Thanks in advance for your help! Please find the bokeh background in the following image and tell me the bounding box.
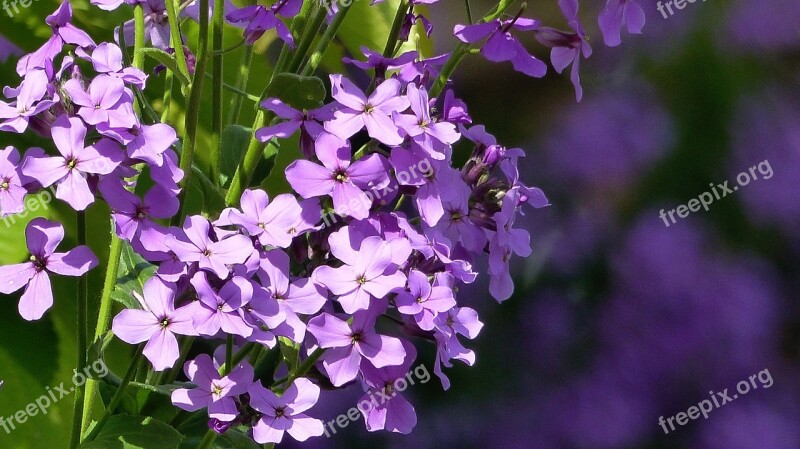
[1,0,799,447]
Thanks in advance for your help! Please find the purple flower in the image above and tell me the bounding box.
[185,273,255,337]
[16,2,95,74]
[0,146,28,217]
[257,249,327,340]
[359,341,418,434]
[433,307,483,390]
[64,75,136,129]
[343,47,418,81]
[84,42,148,88]
[285,133,390,220]
[22,116,123,211]
[220,189,303,249]
[324,75,410,146]
[248,377,324,444]
[0,35,22,63]
[534,0,593,101]
[100,180,178,250]
[99,121,177,167]
[226,0,303,46]
[312,235,406,313]
[111,277,197,371]
[171,354,254,421]
[454,17,547,78]
[598,0,645,47]
[395,270,455,331]
[0,218,98,321]
[488,188,531,301]
[428,176,486,253]
[393,83,460,160]
[0,70,56,133]
[121,0,171,50]
[165,215,254,278]
[308,309,407,386]
[255,98,333,158]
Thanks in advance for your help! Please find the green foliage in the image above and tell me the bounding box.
[136,48,191,86]
[110,243,157,310]
[264,73,327,110]
[79,415,183,449]
[220,125,254,187]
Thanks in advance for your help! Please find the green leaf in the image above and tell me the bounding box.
[80,415,183,449]
[189,165,227,213]
[220,430,261,449]
[220,125,253,187]
[110,242,157,309]
[264,73,326,110]
[136,48,191,85]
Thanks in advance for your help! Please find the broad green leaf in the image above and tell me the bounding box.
[189,165,227,213]
[80,415,183,449]
[136,48,191,85]
[110,242,157,309]
[264,73,326,110]
[220,125,253,187]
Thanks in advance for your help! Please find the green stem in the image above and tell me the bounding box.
[217,342,256,375]
[300,2,353,76]
[227,46,254,125]
[197,429,218,449]
[382,0,409,57]
[224,335,233,376]
[287,4,328,73]
[464,0,474,23]
[224,2,314,205]
[69,211,88,449]
[165,0,190,79]
[81,233,123,433]
[210,0,225,186]
[132,5,146,69]
[84,346,145,442]
[173,0,211,225]
[281,348,325,391]
[161,69,174,123]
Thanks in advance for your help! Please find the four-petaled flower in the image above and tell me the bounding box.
[112,277,197,371]
[0,218,97,321]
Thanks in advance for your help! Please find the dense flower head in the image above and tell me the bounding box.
[0,0,643,445]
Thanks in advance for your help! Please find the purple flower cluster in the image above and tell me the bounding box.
[0,0,647,445]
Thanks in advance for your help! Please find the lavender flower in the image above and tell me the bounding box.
[0,219,97,321]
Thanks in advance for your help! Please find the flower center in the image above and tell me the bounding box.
[159,317,171,329]
[274,406,286,418]
[30,255,46,271]
[211,383,223,397]
[334,171,348,183]
[0,178,9,191]
[67,158,78,170]
[356,275,367,285]
[351,332,362,343]
[364,104,375,114]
